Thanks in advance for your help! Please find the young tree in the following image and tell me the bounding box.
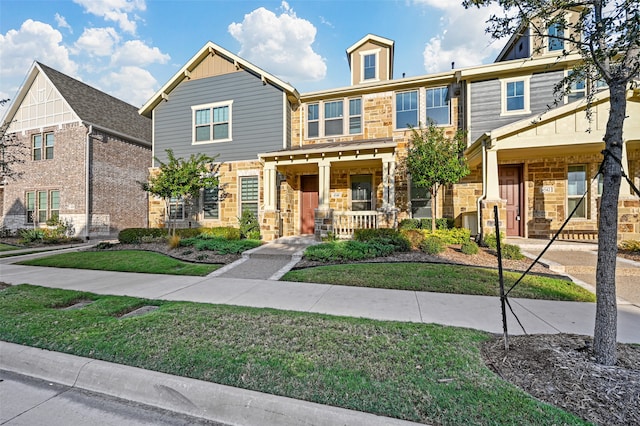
[463,0,640,365]
[0,99,26,183]
[141,149,222,235]
[406,124,470,231]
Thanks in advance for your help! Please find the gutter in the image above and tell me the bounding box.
[82,122,151,148]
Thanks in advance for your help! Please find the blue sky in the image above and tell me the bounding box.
[0,0,505,117]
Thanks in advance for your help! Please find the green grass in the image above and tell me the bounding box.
[282,263,595,302]
[0,284,587,426]
[0,243,19,252]
[17,250,220,276]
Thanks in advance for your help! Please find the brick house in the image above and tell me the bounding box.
[1,62,152,239]
[143,33,639,242]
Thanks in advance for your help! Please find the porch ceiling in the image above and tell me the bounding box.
[497,142,604,162]
[259,138,397,165]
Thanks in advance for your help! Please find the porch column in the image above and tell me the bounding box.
[318,160,331,209]
[620,140,632,197]
[382,156,396,210]
[485,148,500,200]
[263,163,277,210]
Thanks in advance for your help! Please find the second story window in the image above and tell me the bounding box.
[548,23,564,52]
[501,77,530,115]
[363,53,376,80]
[307,103,319,138]
[33,132,54,160]
[324,101,343,136]
[192,101,232,143]
[349,98,362,134]
[396,90,418,129]
[426,87,450,125]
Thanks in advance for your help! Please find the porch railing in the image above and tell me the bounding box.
[333,211,379,239]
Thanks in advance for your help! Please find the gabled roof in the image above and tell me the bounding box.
[139,41,301,118]
[346,34,395,61]
[3,62,151,144]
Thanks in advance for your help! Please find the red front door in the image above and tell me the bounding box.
[301,175,318,235]
[499,165,523,237]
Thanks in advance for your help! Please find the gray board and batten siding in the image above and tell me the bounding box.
[153,70,289,165]
[468,69,564,143]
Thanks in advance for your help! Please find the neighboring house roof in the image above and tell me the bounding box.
[139,41,301,118]
[3,62,151,145]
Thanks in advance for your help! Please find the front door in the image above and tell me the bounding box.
[301,175,318,235]
[499,165,523,237]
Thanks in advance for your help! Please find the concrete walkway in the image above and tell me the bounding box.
[1,236,639,426]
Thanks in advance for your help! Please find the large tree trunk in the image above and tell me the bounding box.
[593,82,626,366]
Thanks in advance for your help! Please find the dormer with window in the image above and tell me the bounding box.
[346,34,394,85]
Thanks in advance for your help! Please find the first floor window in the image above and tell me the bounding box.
[426,87,450,125]
[240,176,259,217]
[568,165,587,218]
[203,187,219,219]
[351,174,372,211]
[410,180,432,218]
[25,190,59,223]
[396,91,418,129]
[169,197,185,220]
[193,101,232,143]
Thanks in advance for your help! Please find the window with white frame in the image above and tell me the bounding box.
[240,176,259,218]
[32,132,54,161]
[426,87,450,125]
[395,90,418,129]
[202,187,219,219]
[306,98,362,138]
[324,101,343,136]
[363,53,376,81]
[168,197,185,220]
[501,77,530,115]
[548,23,564,52]
[193,101,232,143]
[349,98,362,134]
[567,165,587,219]
[410,180,432,218]
[307,103,319,138]
[25,189,59,223]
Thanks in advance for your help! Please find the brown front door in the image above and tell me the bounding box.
[499,165,523,237]
[301,175,318,235]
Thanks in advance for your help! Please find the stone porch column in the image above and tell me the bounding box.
[382,156,396,210]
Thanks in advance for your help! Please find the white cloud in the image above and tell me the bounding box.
[55,13,73,33]
[413,0,506,72]
[110,40,170,67]
[228,1,326,82]
[73,0,146,34]
[99,65,158,107]
[0,19,78,80]
[75,27,120,57]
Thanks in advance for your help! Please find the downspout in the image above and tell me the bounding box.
[85,124,92,241]
[476,137,488,243]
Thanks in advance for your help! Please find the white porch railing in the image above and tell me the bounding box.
[333,211,379,239]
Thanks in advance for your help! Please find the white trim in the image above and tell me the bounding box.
[500,76,531,116]
[305,97,363,139]
[425,86,451,126]
[191,100,233,144]
[394,89,420,130]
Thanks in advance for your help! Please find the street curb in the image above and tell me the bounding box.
[0,341,424,426]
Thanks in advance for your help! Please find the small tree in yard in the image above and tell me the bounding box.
[464,0,639,365]
[141,149,222,235]
[0,99,25,183]
[406,124,470,231]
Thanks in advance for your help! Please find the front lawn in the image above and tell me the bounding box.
[0,243,19,252]
[17,250,220,276]
[0,284,587,426]
[282,263,596,302]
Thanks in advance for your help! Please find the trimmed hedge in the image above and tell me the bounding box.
[118,226,242,244]
[304,240,397,262]
[200,227,241,240]
[179,237,261,254]
[118,228,167,244]
[353,228,411,252]
[419,236,445,254]
[398,218,454,230]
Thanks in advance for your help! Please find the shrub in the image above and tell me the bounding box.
[174,228,201,239]
[19,228,45,244]
[461,240,479,255]
[168,234,181,249]
[399,218,453,230]
[238,210,260,239]
[619,240,640,252]
[354,228,410,252]
[118,228,167,244]
[501,243,524,260]
[419,236,445,255]
[180,237,261,254]
[482,232,504,250]
[400,229,425,250]
[200,227,241,240]
[425,228,471,245]
[303,239,397,262]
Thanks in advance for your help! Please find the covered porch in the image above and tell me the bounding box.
[259,139,399,240]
